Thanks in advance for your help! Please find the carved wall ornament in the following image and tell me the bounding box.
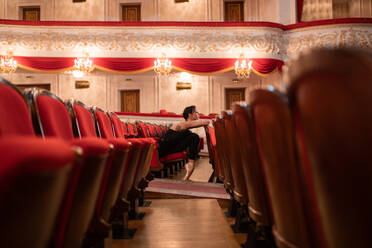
[285,27,372,56]
[0,24,369,60]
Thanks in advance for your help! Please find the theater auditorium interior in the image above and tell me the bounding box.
[0,0,372,248]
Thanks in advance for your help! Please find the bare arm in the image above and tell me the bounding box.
[171,119,210,131]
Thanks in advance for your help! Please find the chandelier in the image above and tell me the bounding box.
[234,54,253,79]
[0,52,17,73]
[71,52,94,78]
[154,53,172,75]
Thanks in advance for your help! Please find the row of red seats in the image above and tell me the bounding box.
[136,121,187,178]
[0,79,156,248]
[206,48,372,248]
[122,122,168,139]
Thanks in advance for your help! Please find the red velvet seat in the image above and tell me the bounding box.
[206,127,217,167]
[122,122,130,138]
[287,48,372,248]
[137,121,150,138]
[0,137,74,248]
[153,124,162,137]
[0,78,75,248]
[126,122,138,138]
[67,101,131,234]
[24,90,110,248]
[204,125,220,182]
[109,113,155,190]
[159,152,186,163]
[223,112,248,205]
[145,122,188,176]
[233,104,271,227]
[209,122,224,182]
[94,109,147,203]
[213,116,233,190]
[250,88,317,248]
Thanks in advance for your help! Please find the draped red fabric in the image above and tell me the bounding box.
[172,58,235,74]
[297,0,303,22]
[13,56,282,75]
[93,57,154,73]
[15,56,74,71]
[252,59,284,74]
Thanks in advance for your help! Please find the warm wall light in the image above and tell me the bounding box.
[75,80,90,89]
[176,82,192,90]
[176,72,192,90]
[0,52,17,73]
[154,53,172,75]
[234,53,252,79]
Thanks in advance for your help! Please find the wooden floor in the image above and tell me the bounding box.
[171,156,214,182]
[112,156,246,247]
[113,199,243,248]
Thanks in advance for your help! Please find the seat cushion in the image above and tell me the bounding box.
[0,136,75,173]
[106,138,131,151]
[160,152,187,162]
[126,138,147,148]
[70,137,110,157]
[137,137,157,146]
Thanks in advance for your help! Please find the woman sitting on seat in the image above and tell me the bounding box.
[158,105,210,181]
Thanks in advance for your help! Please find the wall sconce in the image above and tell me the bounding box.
[176,72,192,90]
[176,82,192,90]
[75,80,90,89]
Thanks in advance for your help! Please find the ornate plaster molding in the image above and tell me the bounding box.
[0,23,370,60]
[284,24,372,57]
[0,25,284,58]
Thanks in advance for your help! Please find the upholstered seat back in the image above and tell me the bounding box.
[122,122,129,137]
[213,117,233,189]
[94,108,115,139]
[250,89,315,248]
[233,104,271,226]
[223,112,248,205]
[0,79,35,136]
[33,93,75,140]
[72,103,97,137]
[137,122,149,138]
[288,48,372,248]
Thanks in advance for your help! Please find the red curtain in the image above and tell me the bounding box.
[93,57,154,73]
[251,59,283,74]
[172,58,235,74]
[15,56,74,72]
[297,0,303,22]
[13,56,282,75]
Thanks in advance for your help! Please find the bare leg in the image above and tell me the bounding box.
[183,159,196,181]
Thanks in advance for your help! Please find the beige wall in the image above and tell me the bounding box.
[0,0,300,24]
[158,72,209,115]
[57,73,107,109]
[108,74,156,113]
[54,0,105,21]
[159,0,208,21]
[2,69,283,115]
[259,0,279,22]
